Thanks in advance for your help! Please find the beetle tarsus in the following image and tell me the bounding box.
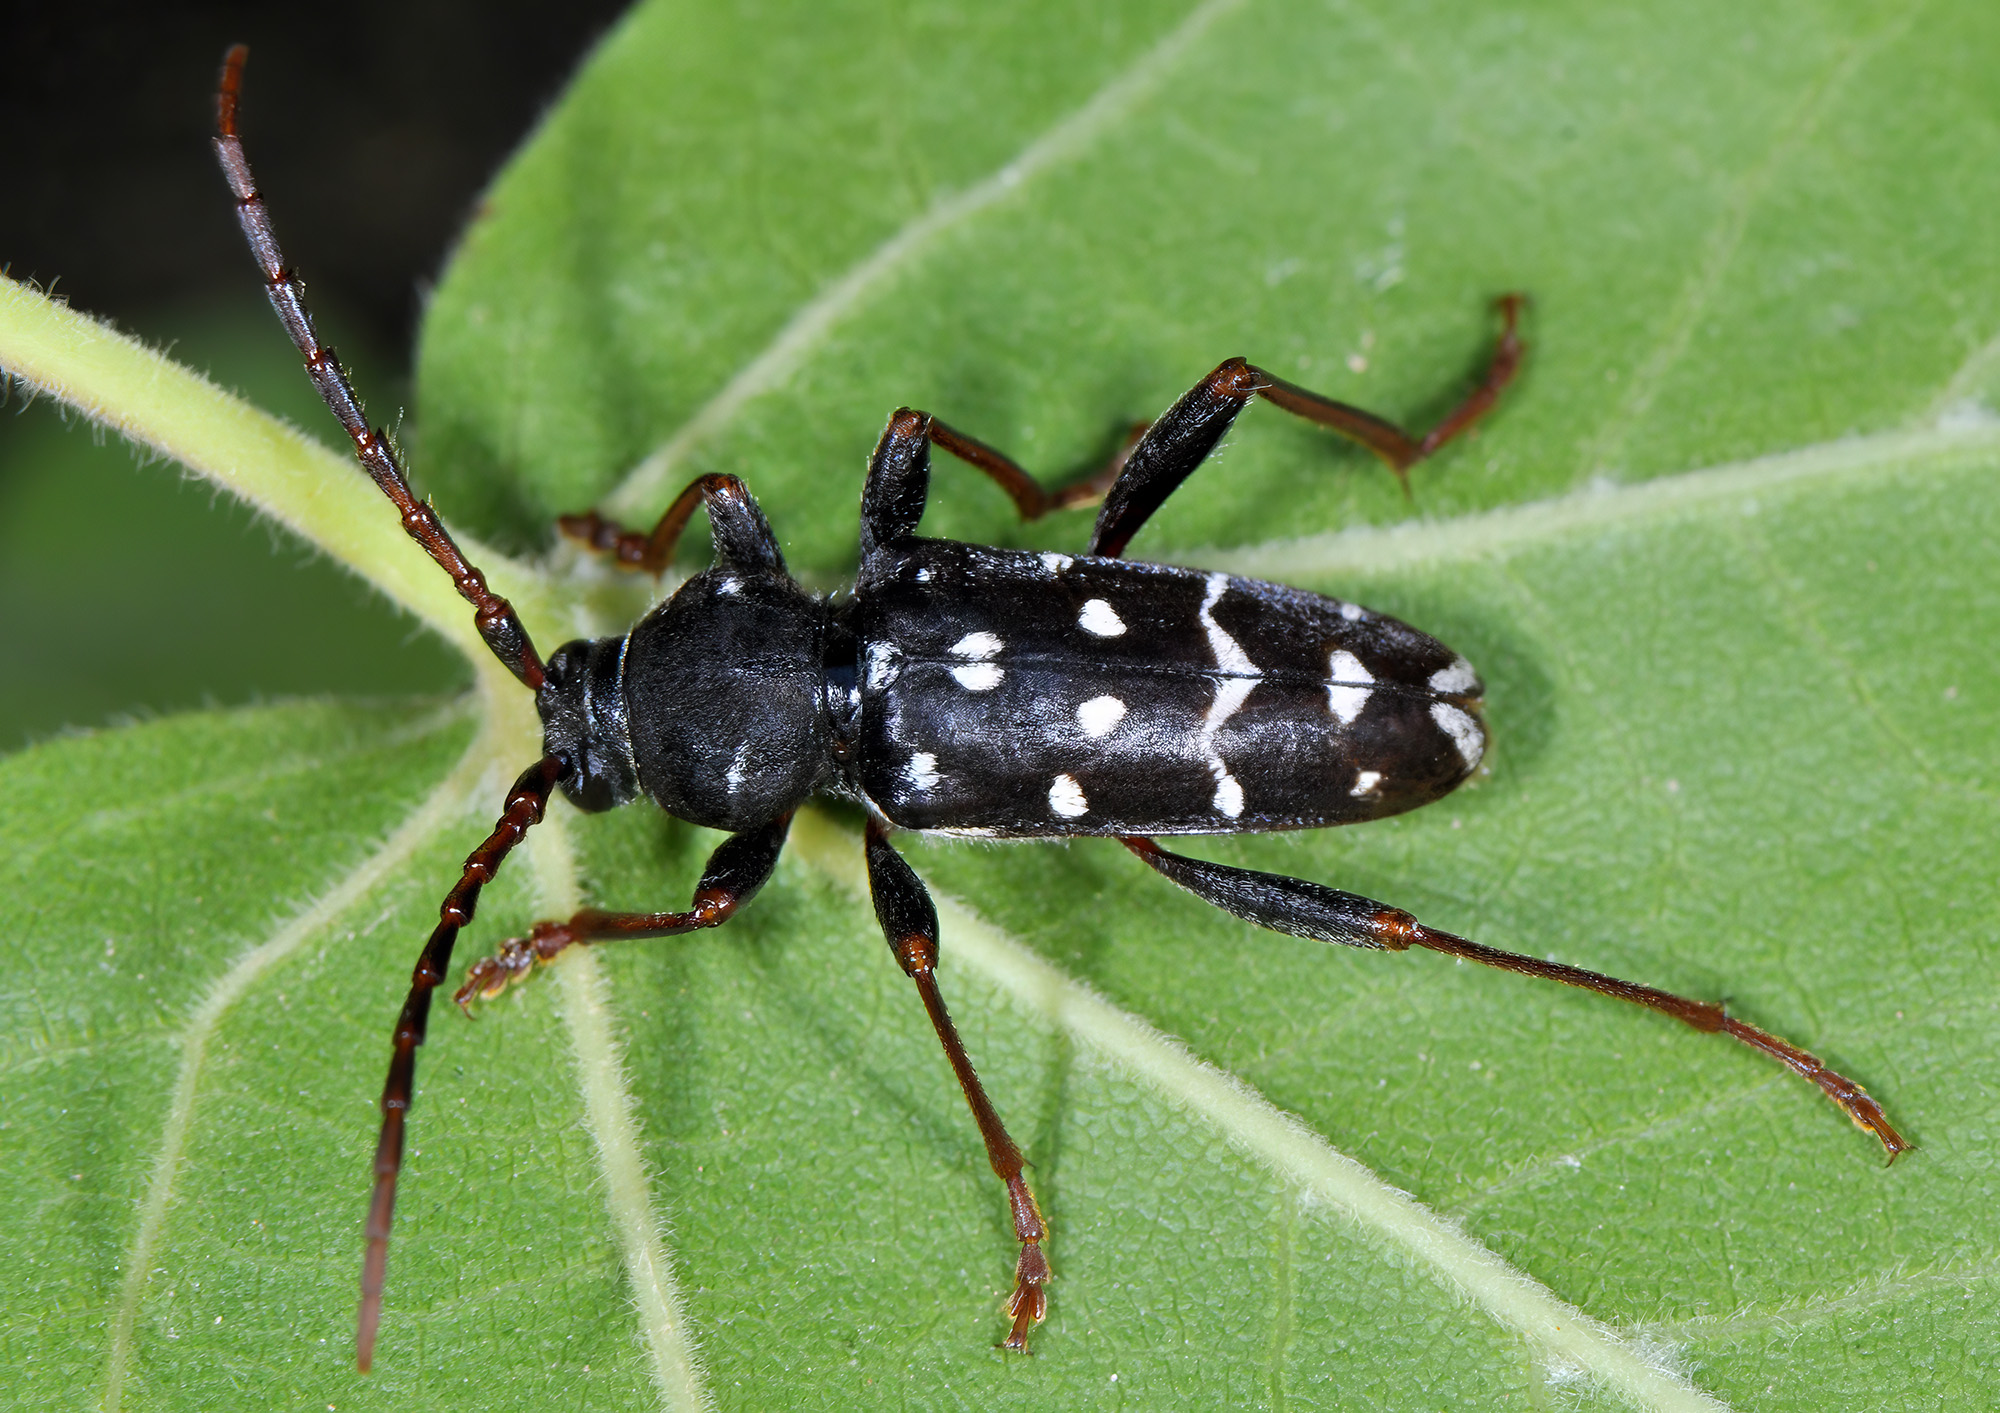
[1004,1247,1050,1351]
[1002,1177,1052,1350]
[1718,1015,1910,1158]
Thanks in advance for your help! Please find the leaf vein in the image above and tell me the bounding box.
[527,808,714,1413]
[603,0,1253,519]
[1577,0,1930,474]
[1196,421,2000,582]
[1638,1259,2000,1345]
[787,810,1731,1413]
[97,726,490,1412]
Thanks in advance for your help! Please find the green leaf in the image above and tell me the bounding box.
[7,1,2000,1409]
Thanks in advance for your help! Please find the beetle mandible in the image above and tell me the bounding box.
[210,44,1907,1370]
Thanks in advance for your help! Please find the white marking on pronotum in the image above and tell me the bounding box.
[1041,551,1074,575]
[1195,573,1260,818]
[1049,773,1089,818]
[1077,695,1127,739]
[725,743,753,793]
[716,575,741,595]
[1338,601,1367,622]
[866,642,902,690]
[1327,648,1375,726]
[1077,598,1126,636]
[915,566,932,583]
[1428,655,1478,696]
[1351,769,1383,797]
[1431,702,1485,768]
[905,752,941,792]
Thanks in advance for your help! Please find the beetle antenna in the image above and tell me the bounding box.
[213,44,547,691]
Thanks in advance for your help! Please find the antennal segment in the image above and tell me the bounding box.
[213,44,547,690]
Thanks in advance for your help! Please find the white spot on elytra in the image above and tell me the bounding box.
[1076,695,1127,739]
[1351,769,1382,797]
[1431,702,1485,768]
[1206,677,1256,730]
[1040,551,1074,575]
[1199,574,1257,676]
[1327,648,1375,725]
[1077,598,1126,637]
[946,631,1003,689]
[904,752,940,792]
[1212,772,1244,817]
[1048,774,1088,818]
[951,663,1004,691]
[1196,574,1261,815]
[716,576,741,596]
[950,631,1002,659]
[866,643,901,690]
[725,743,752,792]
[914,566,932,582]
[1338,601,1366,622]
[1428,656,1478,696]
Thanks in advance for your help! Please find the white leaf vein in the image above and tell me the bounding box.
[99,722,487,1413]
[1577,0,1929,474]
[787,813,1728,1413]
[1194,420,2000,584]
[604,0,1252,518]
[525,805,713,1413]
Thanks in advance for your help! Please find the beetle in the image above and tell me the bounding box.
[211,43,1907,1370]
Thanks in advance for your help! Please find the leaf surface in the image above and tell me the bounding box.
[7,1,2000,1409]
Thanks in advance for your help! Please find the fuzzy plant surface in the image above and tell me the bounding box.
[5,1,1999,1409]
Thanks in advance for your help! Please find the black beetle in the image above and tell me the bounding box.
[211,42,1906,1370]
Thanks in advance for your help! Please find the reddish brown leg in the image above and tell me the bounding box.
[216,47,546,690]
[866,819,1050,1349]
[559,472,784,577]
[1122,836,1910,1158]
[1086,298,1525,558]
[1253,293,1526,494]
[454,813,793,1005]
[926,415,1150,520]
[359,754,567,1372]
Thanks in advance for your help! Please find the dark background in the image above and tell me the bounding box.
[0,1,633,749]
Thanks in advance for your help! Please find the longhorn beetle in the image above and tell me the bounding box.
[212,44,1908,1370]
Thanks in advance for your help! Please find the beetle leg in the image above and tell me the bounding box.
[857,408,937,557]
[1120,836,1911,1159]
[452,813,792,1004]
[860,408,1146,559]
[925,415,1148,519]
[560,472,786,577]
[1088,296,1525,558]
[360,753,568,1372]
[865,819,1051,1350]
[1254,293,1525,492]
